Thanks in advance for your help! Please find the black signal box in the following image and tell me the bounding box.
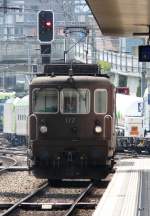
[42,56,50,64]
[41,44,51,54]
[139,45,150,62]
[38,10,54,43]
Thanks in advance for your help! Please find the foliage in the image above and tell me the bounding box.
[97,60,111,73]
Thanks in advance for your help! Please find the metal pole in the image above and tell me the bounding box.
[141,62,146,97]
[147,77,150,131]
[64,34,67,63]
[86,34,89,63]
[27,45,31,73]
[2,71,5,91]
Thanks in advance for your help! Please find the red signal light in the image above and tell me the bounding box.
[45,21,52,28]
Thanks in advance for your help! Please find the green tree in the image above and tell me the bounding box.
[97,60,111,74]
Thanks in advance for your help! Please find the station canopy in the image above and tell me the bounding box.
[86,0,150,36]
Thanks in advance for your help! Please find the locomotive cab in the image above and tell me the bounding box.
[28,64,116,179]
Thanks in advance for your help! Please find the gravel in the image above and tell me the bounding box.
[0,171,45,203]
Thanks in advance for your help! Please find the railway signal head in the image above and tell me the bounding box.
[38,10,54,43]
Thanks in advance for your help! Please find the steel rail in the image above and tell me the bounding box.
[0,181,48,216]
[64,182,94,216]
[0,166,28,171]
[0,150,26,156]
[0,156,17,174]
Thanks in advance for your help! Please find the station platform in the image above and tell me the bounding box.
[93,155,150,216]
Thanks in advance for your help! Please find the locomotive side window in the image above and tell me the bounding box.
[94,89,107,113]
[61,88,90,114]
[32,88,58,113]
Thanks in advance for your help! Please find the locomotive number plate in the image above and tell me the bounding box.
[65,117,76,124]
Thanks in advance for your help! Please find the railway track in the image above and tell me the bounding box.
[0,144,27,155]
[0,178,112,216]
[0,155,17,174]
[0,181,49,216]
[0,152,148,216]
[0,150,28,174]
[0,149,26,156]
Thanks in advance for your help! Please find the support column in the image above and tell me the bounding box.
[147,75,150,131]
[113,72,119,87]
[141,62,147,97]
[127,76,139,95]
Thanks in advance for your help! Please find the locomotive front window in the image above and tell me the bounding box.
[32,88,58,113]
[61,88,90,114]
[94,89,107,114]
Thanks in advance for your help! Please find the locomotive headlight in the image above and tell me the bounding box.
[95,125,102,133]
[40,126,47,134]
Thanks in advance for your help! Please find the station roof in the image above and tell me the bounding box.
[86,0,150,36]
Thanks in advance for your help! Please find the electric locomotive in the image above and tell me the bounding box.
[27,64,116,180]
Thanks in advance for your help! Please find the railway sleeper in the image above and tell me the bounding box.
[0,202,96,211]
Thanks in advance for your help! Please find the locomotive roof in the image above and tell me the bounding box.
[30,75,113,87]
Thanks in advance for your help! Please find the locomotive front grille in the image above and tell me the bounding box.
[35,150,88,168]
[33,142,108,169]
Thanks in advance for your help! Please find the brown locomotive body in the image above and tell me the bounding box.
[28,64,116,180]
